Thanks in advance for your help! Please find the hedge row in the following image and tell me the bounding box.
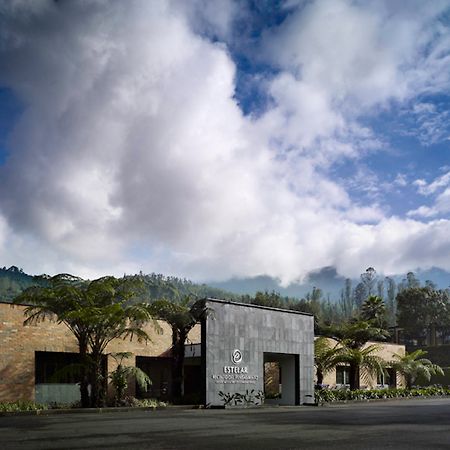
[315,386,450,403]
[0,401,48,412]
[0,397,166,412]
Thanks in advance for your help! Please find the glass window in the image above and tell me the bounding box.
[35,351,83,384]
[336,366,350,385]
[377,368,397,387]
[35,351,106,384]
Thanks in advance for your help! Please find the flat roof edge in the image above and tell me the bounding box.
[202,297,313,317]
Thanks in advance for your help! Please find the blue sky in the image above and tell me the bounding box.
[0,0,450,283]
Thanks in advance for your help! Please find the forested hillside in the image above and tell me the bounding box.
[125,272,242,302]
[0,267,240,304]
[0,266,41,301]
[2,266,449,339]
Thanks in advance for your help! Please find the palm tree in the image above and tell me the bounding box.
[326,320,389,350]
[361,295,386,327]
[109,352,152,405]
[15,274,158,407]
[314,336,347,386]
[68,277,159,407]
[15,274,93,407]
[324,320,389,390]
[390,349,444,389]
[148,297,210,403]
[338,343,386,390]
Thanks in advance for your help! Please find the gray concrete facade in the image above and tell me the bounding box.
[201,298,314,407]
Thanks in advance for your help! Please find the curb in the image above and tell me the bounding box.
[0,404,198,417]
[318,395,450,407]
[2,396,449,416]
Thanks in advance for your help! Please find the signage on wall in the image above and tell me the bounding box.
[211,348,259,384]
[231,349,242,364]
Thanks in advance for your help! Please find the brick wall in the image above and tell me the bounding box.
[0,303,200,402]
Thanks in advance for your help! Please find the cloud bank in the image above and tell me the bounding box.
[0,0,450,283]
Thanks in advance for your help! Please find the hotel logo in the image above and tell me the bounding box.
[231,349,243,365]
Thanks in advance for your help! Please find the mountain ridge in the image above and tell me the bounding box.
[2,265,449,303]
[207,266,450,299]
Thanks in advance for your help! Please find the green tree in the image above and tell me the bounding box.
[339,278,353,319]
[128,272,240,303]
[15,274,157,407]
[390,349,444,389]
[406,272,420,289]
[377,280,384,299]
[15,274,92,406]
[324,320,389,390]
[385,277,397,326]
[337,344,386,390]
[148,298,210,403]
[109,352,152,405]
[360,295,386,328]
[396,287,449,346]
[353,282,368,308]
[314,337,347,386]
[82,280,159,407]
[307,286,323,303]
[361,267,377,297]
[328,320,389,348]
[252,291,284,308]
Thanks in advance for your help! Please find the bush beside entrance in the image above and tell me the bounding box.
[315,385,450,403]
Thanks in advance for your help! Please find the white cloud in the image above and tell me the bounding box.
[407,206,437,219]
[263,0,450,110]
[413,179,427,188]
[435,187,450,214]
[413,103,436,115]
[410,103,450,146]
[393,174,408,187]
[335,217,450,277]
[414,170,450,195]
[0,0,450,283]
[175,0,238,40]
[409,171,450,218]
[259,0,450,165]
[344,205,385,223]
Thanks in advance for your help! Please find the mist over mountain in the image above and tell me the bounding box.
[2,265,450,304]
[208,266,450,300]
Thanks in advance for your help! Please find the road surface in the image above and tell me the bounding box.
[1,398,450,449]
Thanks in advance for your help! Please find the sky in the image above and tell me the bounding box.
[0,0,450,284]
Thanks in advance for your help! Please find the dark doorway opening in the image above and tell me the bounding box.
[136,356,172,401]
[263,353,299,405]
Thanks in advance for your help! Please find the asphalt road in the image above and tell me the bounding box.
[1,398,450,449]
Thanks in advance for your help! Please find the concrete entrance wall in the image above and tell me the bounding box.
[202,299,314,406]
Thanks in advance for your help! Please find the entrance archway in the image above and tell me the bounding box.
[263,353,299,405]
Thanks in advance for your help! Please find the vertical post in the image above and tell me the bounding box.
[201,315,207,406]
[295,354,300,406]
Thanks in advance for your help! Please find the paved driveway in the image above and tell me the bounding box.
[1,398,450,449]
